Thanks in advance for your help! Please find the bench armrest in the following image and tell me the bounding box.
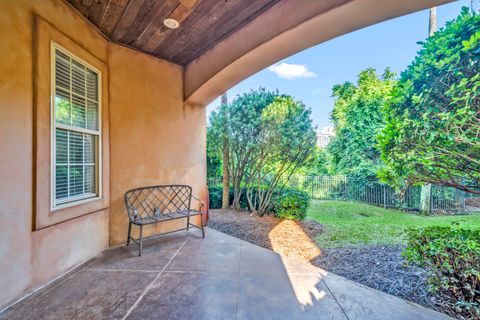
[191,195,205,210]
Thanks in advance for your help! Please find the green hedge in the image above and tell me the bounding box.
[404,224,480,319]
[272,189,310,220]
[208,186,224,209]
[208,186,310,220]
[208,186,248,210]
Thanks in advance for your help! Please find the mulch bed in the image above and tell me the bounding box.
[208,209,441,312]
[208,209,324,261]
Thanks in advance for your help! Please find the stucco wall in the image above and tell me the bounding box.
[0,0,111,309]
[108,43,206,245]
[0,0,206,309]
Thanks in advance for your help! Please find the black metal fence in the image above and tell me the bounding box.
[208,175,480,213]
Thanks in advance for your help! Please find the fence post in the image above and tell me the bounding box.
[344,176,347,200]
[311,176,314,198]
[429,185,433,214]
[383,185,387,208]
[420,184,432,214]
[459,178,466,211]
[459,187,466,211]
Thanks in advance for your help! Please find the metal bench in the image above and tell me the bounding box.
[124,185,205,256]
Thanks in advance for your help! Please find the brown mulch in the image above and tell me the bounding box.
[207,209,442,313]
[207,209,324,262]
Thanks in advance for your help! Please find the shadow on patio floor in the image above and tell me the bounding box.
[0,228,450,320]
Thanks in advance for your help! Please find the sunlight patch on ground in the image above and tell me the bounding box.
[279,255,329,308]
[268,220,321,261]
[291,276,327,308]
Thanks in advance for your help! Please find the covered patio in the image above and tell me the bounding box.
[0,0,452,317]
[1,229,449,320]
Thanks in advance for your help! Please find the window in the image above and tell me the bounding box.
[52,44,101,208]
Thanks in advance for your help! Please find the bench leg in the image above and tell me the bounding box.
[126,221,132,246]
[186,215,190,231]
[200,213,205,238]
[139,225,143,256]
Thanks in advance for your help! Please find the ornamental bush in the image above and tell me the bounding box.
[403,224,480,319]
[208,186,310,220]
[208,186,224,209]
[272,189,310,220]
[208,186,248,210]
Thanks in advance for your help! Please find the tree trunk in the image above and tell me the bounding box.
[428,7,436,37]
[233,178,242,210]
[423,11,437,214]
[221,93,230,209]
[420,184,432,214]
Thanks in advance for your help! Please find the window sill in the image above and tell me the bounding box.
[36,196,109,231]
[52,195,102,211]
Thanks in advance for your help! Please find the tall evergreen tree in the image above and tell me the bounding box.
[327,68,396,180]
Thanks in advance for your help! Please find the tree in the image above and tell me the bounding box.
[428,7,437,37]
[244,96,316,215]
[220,93,230,209]
[296,147,329,176]
[206,112,223,180]
[378,9,480,194]
[208,89,278,209]
[422,6,437,213]
[327,68,396,180]
[207,88,316,213]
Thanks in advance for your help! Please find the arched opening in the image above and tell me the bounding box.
[184,0,452,107]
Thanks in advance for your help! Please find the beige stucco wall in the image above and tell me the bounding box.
[0,0,110,309]
[108,43,206,245]
[0,0,206,309]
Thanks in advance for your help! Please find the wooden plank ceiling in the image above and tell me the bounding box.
[67,0,281,65]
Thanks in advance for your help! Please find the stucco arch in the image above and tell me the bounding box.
[184,0,452,107]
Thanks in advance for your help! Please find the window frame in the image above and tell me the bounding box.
[50,42,103,211]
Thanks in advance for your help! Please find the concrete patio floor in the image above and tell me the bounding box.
[1,228,450,320]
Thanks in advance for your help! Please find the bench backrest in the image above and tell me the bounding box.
[124,185,192,221]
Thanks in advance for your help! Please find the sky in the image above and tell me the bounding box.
[206,0,471,130]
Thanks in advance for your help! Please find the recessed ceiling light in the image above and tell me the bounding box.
[164,18,179,29]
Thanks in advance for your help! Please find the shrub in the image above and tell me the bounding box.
[208,186,224,209]
[208,186,310,219]
[403,224,480,319]
[272,189,310,220]
[208,186,248,210]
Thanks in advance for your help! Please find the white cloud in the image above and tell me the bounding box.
[268,62,317,80]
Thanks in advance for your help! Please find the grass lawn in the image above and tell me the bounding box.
[307,200,480,248]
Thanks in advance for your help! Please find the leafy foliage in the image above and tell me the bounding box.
[327,68,396,180]
[245,96,316,215]
[208,186,249,210]
[404,224,480,319]
[209,185,310,221]
[378,9,480,193]
[208,185,224,209]
[206,147,222,180]
[207,89,316,214]
[296,147,330,176]
[272,189,310,220]
[208,88,278,209]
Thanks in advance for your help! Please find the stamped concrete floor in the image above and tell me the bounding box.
[1,228,450,320]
